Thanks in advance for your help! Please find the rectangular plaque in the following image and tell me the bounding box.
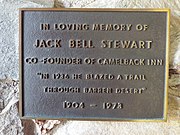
[19,8,169,121]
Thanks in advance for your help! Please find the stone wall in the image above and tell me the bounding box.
[0,0,179,135]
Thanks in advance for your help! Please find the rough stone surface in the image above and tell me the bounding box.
[0,78,22,135]
[0,0,179,135]
[33,120,63,134]
[26,0,54,7]
[0,0,54,80]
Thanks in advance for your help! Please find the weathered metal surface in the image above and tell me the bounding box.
[19,9,169,121]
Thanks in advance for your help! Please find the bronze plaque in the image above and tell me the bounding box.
[19,8,169,121]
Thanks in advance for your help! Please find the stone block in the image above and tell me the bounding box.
[0,0,54,79]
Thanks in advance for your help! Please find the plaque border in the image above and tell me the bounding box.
[19,8,170,121]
